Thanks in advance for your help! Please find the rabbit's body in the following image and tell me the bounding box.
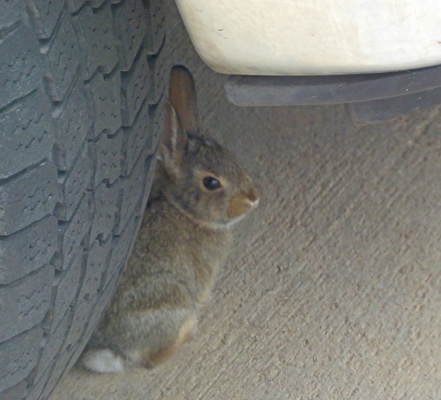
[84,195,231,372]
[82,67,258,373]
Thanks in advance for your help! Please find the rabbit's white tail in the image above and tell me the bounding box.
[82,349,125,373]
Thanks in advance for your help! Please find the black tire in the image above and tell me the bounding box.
[0,1,166,399]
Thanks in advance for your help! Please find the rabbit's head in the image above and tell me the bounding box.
[157,66,258,228]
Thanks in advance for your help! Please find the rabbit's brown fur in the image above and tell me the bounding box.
[82,66,258,373]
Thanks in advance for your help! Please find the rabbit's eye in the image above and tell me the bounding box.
[203,176,221,190]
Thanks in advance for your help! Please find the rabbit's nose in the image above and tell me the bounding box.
[246,187,259,208]
[227,188,259,219]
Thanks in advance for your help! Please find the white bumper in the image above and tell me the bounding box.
[175,0,441,75]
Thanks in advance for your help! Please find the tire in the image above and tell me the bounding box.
[0,1,166,399]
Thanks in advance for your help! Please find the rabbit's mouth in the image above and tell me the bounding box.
[227,191,259,220]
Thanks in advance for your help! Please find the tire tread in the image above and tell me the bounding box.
[0,1,166,398]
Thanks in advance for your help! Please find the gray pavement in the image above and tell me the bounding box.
[50,1,441,399]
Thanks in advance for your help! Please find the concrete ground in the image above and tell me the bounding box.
[50,2,441,399]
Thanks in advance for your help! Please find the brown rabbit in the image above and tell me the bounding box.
[81,66,259,373]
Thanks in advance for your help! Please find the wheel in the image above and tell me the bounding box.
[0,1,166,399]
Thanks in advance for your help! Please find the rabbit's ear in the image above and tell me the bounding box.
[159,100,188,177]
[169,66,199,135]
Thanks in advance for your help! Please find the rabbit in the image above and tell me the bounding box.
[81,66,259,373]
